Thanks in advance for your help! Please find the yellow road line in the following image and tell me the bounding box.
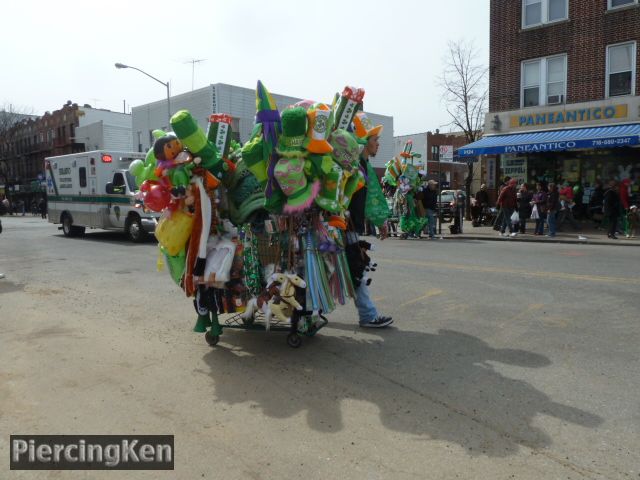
[378,258,640,285]
[399,288,443,307]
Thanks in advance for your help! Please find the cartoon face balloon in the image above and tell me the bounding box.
[329,129,360,172]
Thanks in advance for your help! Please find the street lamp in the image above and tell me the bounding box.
[115,63,171,126]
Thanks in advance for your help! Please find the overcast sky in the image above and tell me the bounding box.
[1,0,489,136]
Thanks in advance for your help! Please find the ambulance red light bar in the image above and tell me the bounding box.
[101,154,113,163]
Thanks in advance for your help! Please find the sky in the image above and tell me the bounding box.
[1,0,489,136]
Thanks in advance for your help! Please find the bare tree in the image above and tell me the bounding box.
[439,40,488,218]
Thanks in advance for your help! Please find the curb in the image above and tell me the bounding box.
[386,234,640,247]
[442,235,640,246]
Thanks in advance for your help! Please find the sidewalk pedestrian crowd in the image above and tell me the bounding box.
[376,174,639,241]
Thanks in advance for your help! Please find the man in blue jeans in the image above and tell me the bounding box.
[347,121,393,328]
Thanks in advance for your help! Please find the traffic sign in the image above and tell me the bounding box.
[439,145,454,162]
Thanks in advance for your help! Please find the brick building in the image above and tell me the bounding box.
[460,0,640,204]
[0,102,131,208]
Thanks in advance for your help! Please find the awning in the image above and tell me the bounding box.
[458,123,640,157]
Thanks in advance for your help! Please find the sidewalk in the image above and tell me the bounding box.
[390,220,640,246]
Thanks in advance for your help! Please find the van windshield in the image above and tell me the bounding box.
[125,172,138,192]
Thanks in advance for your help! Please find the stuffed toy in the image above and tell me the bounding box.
[344,234,377,288]
[274,107,320,214]
[267,273,306,330]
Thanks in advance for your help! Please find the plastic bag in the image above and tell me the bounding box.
[510,210,520,224]
[530,204,539,220]
[364,162,390,227]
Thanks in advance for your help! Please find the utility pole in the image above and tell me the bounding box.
[432,145,442,235]
[184,59,206,91]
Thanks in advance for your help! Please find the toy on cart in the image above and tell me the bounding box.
[194,224,335,348]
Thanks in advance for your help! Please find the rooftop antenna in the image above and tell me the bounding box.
[184,59,207,91]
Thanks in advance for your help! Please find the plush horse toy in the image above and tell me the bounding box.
[240,274,282,326]
[267,273,306,330]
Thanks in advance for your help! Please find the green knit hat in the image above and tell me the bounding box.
[278,107,308,152]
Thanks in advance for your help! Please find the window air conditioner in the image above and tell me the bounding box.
[547,94,564,105]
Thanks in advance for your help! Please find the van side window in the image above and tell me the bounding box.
[112,173,126,194]
[79,167,87,188]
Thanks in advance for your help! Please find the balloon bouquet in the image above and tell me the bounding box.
[133,81,387,348]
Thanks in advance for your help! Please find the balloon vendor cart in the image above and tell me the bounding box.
[132,82,380,348]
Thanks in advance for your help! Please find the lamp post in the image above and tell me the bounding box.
[115,63,171,126]
[431,145,442,234]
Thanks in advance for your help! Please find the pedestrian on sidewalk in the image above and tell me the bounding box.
[619,179,631,236]
[493,176,511,231]
[603,180,621,239]
[557,182,580,231]
[497,178,518,236]
[473,184,489,226]
[517,183,532,234]
[546,183,560,237]
[532,182,548,235]
[453,189,465,234]
[421,180,438,239]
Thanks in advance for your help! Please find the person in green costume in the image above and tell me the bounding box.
[396,165,428,239]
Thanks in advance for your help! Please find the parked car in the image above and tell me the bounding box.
[437,190,465,223]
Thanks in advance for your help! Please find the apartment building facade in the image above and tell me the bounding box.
[460,0,640,199]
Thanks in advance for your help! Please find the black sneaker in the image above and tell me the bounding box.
[359,316,394,328]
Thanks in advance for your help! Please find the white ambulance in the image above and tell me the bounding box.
[45,150,159,242]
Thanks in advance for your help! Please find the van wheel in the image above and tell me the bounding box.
[126,215,147,243]
[61,214,85,237]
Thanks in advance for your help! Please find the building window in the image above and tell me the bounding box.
[606,42,636,97]
[79,167,87,188]
[522,0,567,28]
[521,55,567,107]
[608,0,638,9]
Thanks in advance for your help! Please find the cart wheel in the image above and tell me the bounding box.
[205,331,220,346]
[286,333,302,348]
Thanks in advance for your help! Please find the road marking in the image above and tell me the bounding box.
[399,288,443,307]
[378,258,640,285]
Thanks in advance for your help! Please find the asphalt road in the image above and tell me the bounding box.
[1,216,639,479]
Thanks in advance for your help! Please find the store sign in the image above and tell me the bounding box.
[510,104,627,128]
[503,136,638,154]
[501,155,527,184]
